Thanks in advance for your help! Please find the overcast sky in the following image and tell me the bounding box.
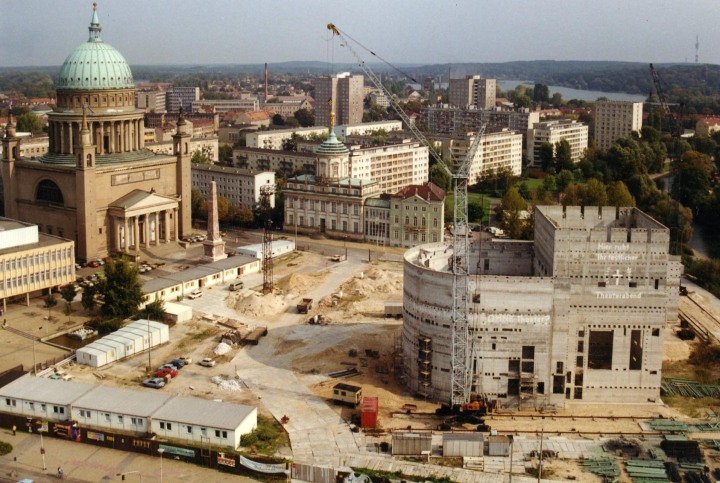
[2,0,718,68]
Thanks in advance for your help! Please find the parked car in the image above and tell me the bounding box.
[330,254,342,262]
[49,373,72,381]
[229,280,244,291]
[155,367,178,378]
[142,378,166,389]
[198,358,216,367]
[187,289,202,299]
[169,358,186,368]
[178,356,193,364]
[158,363,180,371]
[88,261,100,268]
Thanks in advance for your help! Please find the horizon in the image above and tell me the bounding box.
[2,0,718,68]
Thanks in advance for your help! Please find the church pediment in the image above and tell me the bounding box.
[108,189,178,216]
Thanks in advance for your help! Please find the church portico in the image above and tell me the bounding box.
[108,190,179,253]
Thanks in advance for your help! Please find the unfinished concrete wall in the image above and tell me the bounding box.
[472,239,534,276]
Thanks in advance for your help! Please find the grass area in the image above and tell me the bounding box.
[662,358,699,381]
[663,395,720,418]
[0,441,12,456]
[240,414,290,455]
[519,177,544,190]
[445,192,500,225]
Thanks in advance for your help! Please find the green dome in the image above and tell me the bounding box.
[316,129,349,156]
[56,5,134,91]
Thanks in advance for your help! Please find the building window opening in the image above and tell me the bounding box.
[629,329,643,370]
[588,330,613,370]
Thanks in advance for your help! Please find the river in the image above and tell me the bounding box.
[496,79,647,103]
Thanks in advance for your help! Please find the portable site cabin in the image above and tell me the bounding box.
[391,432,432,456]
[76,320,169,368]
[443,433,484,457]
[332,383,362,407]
[163,302,192,323]
[235,240,295,259]
[0,375,95,422]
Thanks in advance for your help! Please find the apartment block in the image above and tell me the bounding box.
[167,87,200,113]
[191,164,275,210]
[245,127,328,150]
[594,100,643,151]
[135,90,167,113]
[191,99,259,114]
[424,107,539,140]
[527,119,589,167]
[437,129,523,183]
[449,76,496,110]
[314,73,364,127]
[334,120,402,138]
[348,141,429,194]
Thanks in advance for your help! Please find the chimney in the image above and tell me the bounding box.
[264,63,268,103]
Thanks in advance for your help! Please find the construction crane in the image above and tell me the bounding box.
[649,63,681,137]
[328,23,486,407]
[259,184,275,294]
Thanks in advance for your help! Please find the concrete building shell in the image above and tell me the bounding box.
[402,205,681,408]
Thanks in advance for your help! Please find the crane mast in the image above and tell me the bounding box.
[328,23,485,406]
[649,63,680,137]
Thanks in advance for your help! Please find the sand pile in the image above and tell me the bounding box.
[276,271,328,295]
[343,267,402,295]
[211,376,243,392]
[213,342,232,355]
[233,291,289,318]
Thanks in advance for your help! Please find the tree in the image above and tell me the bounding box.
[539,142,554,172]
[216,196,232,223]
[607,181,636,207]
[81,284,97,313]
[294,108,315,127]
[141,299,165,320]
[497,187,528,239]
[98,259,143,319]
[555,170,575,192]
[468,200,484,223]
[191,189,206,219]
[272,113,285,126]
[562,183,582,206]
[43,294,57,321]
[430,164,451,192]
[60,285,76,315]
[533,83,550,104]
[16,112,43,134]
[554,139,573,172]
[191,149,210,164]
[218,145,233,164]
[581,178,608,206]
[550,92,564,107]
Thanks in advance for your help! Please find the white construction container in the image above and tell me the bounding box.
[443,433,483,457]
[76,320,169,368]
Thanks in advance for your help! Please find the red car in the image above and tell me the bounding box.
[88,261,100,268]
[155,367,178,378]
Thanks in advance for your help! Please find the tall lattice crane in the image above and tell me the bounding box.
[328,23,486,406]
[259,184,275,294]
[649,63,681,137]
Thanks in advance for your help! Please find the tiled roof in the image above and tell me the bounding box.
[392,182,445,202]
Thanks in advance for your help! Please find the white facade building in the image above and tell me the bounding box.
[334,120,402,138]
[246,127,328,150]
[348,141,429,194]
[439,129,523,183]
[449,76,496,110]
[527,119,589,167]
[191,164,275,210]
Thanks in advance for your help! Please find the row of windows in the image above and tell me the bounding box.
[158,421,228,438]
[0,268,68,290]
[3,249,73,271]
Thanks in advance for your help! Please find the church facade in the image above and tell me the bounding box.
[1,5,192,262]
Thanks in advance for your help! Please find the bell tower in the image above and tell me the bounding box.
[1,114,20,219]
[173,108,192,238]
[75,106,98,261]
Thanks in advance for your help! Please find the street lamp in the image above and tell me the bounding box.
[158,448,164,483]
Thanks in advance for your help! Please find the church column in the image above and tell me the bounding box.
[137,120,142,149]
[68,121,74,153]
[164,210,170,243]
[173,209,179,241]
[99,121,104,154]
[150,212,156,245]
[143,214,150,246]
[115,217,121,251]
[133,216,139,249]
[124,217,129,250]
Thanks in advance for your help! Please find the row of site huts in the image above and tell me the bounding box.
[76,319,169,368]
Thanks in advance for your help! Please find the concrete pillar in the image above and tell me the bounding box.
[59,122,64,153]
[133,216,139,248]
[68,121,74,153]
[124,217,129,249]
[164,210,170,242]
[173,209,178,241]
[99,121,104,154]
[115,217,122,251]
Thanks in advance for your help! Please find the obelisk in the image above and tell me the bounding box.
[203,181,227,261]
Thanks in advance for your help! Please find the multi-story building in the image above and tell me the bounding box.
[167,86,200,113]
[388,183,445,247]
[402,205,681,406]
[437,129,523,183]
[17,135,49,159]
[449,76,496,110]
[424,107,539,140]
[191,99,259,114]
[334,120,402,138]
[527,119,589,167]
[261,96,313,117]
[245,127,328,150]
[594,100,643,151]
[234,147,316,178]
[135,89,167,113]
[348,141,429,194]
[284,129,379,240]
[314,73,364,127]
[0,218,75,311]
[191,164,275,210]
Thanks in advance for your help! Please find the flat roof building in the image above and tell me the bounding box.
[527,119,589,167]
[594,100,643,151]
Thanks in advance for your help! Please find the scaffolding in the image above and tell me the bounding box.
[519,348,537,410]
[418,336,432,398]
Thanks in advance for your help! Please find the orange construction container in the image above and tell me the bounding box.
[360,396,378,428]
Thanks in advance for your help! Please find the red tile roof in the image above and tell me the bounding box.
[392,182,445,201]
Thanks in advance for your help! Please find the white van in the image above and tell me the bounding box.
[229,280,244,291]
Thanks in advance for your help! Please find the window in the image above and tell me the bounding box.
[201,427,207,436]
[105,413,111,422]
[131,417,143,425]
[53,405,64,414]
[118,415,123,423]
[187,425,193,433]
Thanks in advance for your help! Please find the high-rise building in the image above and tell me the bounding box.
[594,100,643,151]
[448,75,496,109]
[314,73,364,127]
[527,119,589,167]
[437,129,523,182]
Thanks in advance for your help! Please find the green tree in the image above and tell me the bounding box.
[191,189,206,219]
[294,108,315,127]
[98,259,143,319]
[542,175,557,193]
[550,92,564,107]
[272,113,285,126]
[81,284,97,313]
[218,145,233,164]
[191,149,210,164]
[606,181,636,207]
[60,284,76,314]
[562,183,582,206]
[581,178,608,206]
[43,294,57,320]
[430,164,451,192]
[141,299,165,320]
[468,200,484,223]
[217,196,232,223]
[554,139,573,172]
[672,163,710,209]
[16,112,43,134]
[539,142,554,172]
[533,83,550,103]
[555,170,575,192]
[497,187,528,239]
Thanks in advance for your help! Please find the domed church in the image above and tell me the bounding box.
[1,3,192,262]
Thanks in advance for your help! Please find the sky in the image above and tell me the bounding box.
[1,0,718,68]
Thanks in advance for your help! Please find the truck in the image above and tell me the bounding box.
[384,301,403,318]
[297,298,313,314]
